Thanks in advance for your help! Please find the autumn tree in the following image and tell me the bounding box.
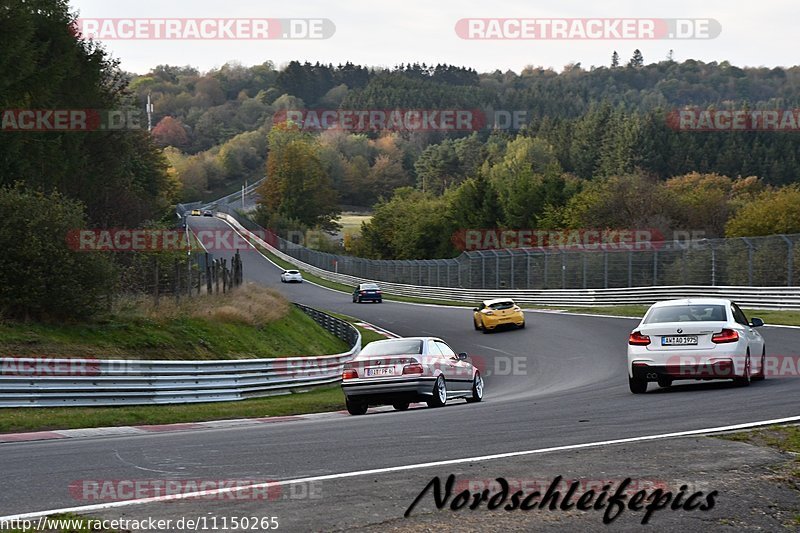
[259,123,340,230]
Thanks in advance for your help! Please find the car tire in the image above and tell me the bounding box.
[473,318,481,331]
[629,376,647,394]
[734,352,751,387]
[345,397,368,415]
[518,321,526,329]
[378,299,382,303]
[357,296,362,303]
[392,402,410,411]
[466,372,483,403]
[426,376,447,408]
[657,376,673,388]
[752,346,766,381]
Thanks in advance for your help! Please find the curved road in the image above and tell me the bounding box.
[1,216,798,529]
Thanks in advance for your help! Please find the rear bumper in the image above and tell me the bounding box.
[356,295,382,301]
[483,315,525,329]
[342,376,436,403]
[631,360,737,381]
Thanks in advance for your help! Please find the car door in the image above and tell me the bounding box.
[732,303,764,372]
[434,341,470,392]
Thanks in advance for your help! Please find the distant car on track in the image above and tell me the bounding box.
[341,337,483,415]
[627,298,766,393]
[202,210,214,217]
[190,209,202,216]
[353,283,382,303]
[473,298,525,333]
[280,270,303,283]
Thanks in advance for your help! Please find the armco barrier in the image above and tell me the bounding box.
[0,304,360,408]
[220,214,800,310]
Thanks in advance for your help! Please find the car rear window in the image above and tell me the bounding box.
[360,339,423,356]
[361,284,380,290]
[489,301,515,310]
[287,270,299,274]
[644,305,727,324]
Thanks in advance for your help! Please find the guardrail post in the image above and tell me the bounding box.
[510,251,515,289]
[543,250,548,288]
[603,251,608,288]
[710,245,716,287]
[582,253,587,289]
[560,250,566,289]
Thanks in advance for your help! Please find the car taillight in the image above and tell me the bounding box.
[360,291,366,294]
[342,369,358,380]
[403,363,423,375]
[712,329,739,343]
[628,331,651,346]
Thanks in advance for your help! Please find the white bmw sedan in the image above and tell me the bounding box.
[627,298,766,393]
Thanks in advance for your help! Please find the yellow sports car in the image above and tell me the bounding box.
[190,209,202,216]
[473,298,525,333]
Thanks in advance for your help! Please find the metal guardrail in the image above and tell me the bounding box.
[221,214,800,310]
[0,304,360,408]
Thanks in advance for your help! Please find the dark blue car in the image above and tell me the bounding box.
[353,283,383,303]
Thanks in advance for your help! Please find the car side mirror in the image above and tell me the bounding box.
[457,352,469,361]
[750,317,764,327]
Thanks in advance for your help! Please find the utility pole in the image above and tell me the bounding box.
[146,93,154,132]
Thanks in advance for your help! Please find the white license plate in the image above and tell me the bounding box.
[365,367,394,377]
[661,336,698,346]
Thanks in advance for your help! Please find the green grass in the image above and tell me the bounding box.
[0,305,347,360]
[338,214,372,237]
[0,386,347,434]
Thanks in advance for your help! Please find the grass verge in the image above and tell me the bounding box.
[0,317,379,434]
[0,284,348,360]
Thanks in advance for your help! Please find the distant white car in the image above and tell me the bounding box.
[280,270,303,283]
[627,298,766,393]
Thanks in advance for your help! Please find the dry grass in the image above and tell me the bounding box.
[114,283,290,326]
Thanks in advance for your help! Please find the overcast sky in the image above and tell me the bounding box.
[69,0,796,75]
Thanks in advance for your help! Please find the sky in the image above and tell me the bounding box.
[69,0,797,75]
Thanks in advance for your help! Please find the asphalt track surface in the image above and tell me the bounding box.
[1,216,798,529]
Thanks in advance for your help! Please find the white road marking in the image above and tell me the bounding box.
[3,415,799,521]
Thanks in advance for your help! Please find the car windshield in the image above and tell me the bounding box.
[286,270,299,274]
[644,305,727,323]
[488,301,515,310]
[359,339,423,356]
[361,284,379,290]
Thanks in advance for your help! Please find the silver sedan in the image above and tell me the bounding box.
[341,337,484,415]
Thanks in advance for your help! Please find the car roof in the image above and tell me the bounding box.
[650,298,732,308]
[365,337,441,344]
[482,298,516,305]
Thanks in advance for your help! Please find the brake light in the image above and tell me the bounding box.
[403,363,424,375]
[360,291,366,294]
[712,329,739,344]
[342,369,358,380]
[628,331,651,346]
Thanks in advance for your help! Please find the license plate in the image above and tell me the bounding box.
[365,367,394,377]
[661,336,698,346]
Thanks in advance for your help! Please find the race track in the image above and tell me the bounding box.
[1,216,798,529]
